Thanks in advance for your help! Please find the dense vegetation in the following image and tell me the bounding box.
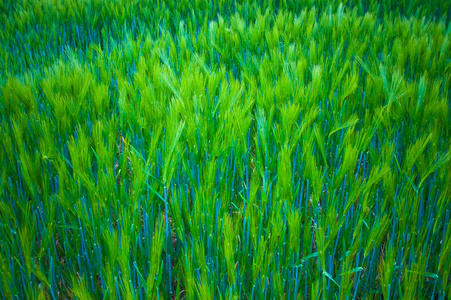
[1,0,451,298]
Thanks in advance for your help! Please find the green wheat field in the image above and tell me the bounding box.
[1,0,451,299]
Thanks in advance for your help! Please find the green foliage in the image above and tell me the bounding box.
[1,0,451,299]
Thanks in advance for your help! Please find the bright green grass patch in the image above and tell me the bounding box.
[1,0,451,299]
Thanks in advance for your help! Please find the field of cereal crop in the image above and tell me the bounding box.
[1,1,451,298]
